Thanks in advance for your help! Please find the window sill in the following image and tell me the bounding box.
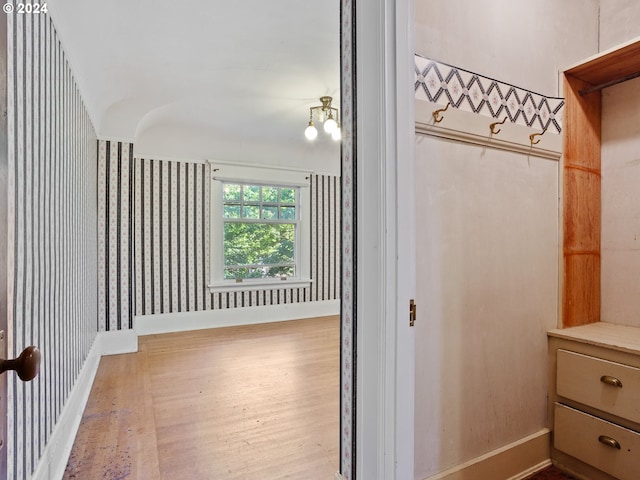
[208,278,312,293]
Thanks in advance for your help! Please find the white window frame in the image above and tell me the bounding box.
[208,162,311,293]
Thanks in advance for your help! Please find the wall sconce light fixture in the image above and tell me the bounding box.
[304,96,341,141]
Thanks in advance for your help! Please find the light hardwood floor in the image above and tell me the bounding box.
[64,316,340,480]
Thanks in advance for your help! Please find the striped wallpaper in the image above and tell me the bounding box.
[97,145,341,331]
[310,174,341,302]
[3,5,342,478]
[133,157,210,316]
[97,141,134,331]
[7,11,98,480]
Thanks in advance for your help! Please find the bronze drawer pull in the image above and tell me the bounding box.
[600,375,623,388]
[598,435,621,450]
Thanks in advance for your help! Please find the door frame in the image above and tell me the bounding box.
[340,0,415,478]
[0,10,9,478]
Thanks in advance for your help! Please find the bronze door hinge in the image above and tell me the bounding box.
[409,299,416,327]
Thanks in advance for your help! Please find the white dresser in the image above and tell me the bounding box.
[548,322,640,480]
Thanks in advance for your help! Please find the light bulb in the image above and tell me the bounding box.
[305,123,318,140]
[331,127,341,141]
[324,117,337,134]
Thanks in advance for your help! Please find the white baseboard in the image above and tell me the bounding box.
[335,472,347,480]
[98,329,138,355]
[425,429,551,480]
[134,299,340,336]
[508,459,553,480]
[31,334,102,480]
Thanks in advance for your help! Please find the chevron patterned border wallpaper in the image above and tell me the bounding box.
[415,55,565,134]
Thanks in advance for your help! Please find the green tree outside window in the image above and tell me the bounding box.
[223,183,298,280]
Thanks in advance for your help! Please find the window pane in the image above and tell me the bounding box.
[280,188,295,204]
[224,266,251,280]
[224,222,295,278]
[243,205,260,219]
[265,265,295,277]
[280,206,296,220]
[243,185,260,202]
[262,206,278,219]
[223,184,241,201]
[224,205,241,218]
[262,186,278,203]
[220,181,301,282]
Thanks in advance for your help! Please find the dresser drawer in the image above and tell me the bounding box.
[554,403,640,480]
[557,349,640,423]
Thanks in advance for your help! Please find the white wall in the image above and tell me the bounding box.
[600,5,640,327]
[599,0,640,51]
[601,81,640,326]
[415,0,599,96]
[134,124,341,178]
[598,0,640,329]
[413,1,600,478]
[414,136,558,478]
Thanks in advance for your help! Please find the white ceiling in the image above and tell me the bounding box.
[48,0,341,173]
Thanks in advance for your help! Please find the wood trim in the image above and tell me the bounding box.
[562,75,601,171]
[563,253,600,327]
[564,164,601,176]
[560,39,640,329]
[422,429,551,480]
[563,168,600,252]
[415,100,562,161]
[565,37,640,87]
[561,73,601,328]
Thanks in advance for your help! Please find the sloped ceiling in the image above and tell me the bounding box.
[48,0,341,173]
